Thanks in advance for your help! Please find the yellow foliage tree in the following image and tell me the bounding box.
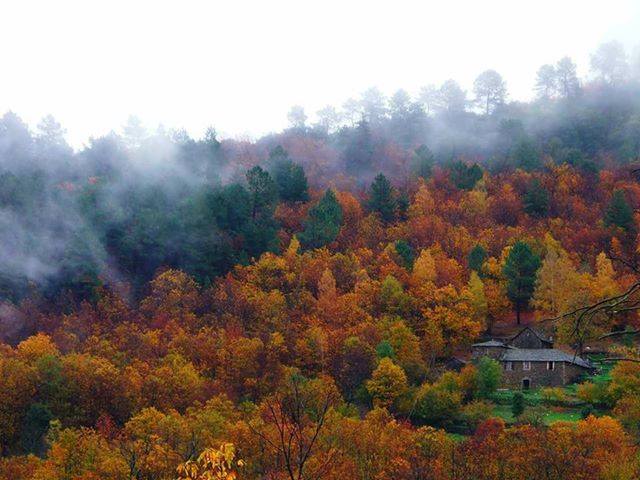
[467,271,488,328]
[366,357,408,408]
[176,443,243,480]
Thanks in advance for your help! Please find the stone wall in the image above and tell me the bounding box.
[501,360,585,388]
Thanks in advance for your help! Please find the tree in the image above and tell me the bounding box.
[176,443,243,480]
[468,272,488,327]
[411,145,434,180]
[395,240,415,270]
[513,139,541,171]
[477,357,502,398]
[535,64,557,99]
[448,161,483,190]
[366,358,408,408]
[590,41,629,84]
[367,174,396,223]
[468,245,488,273]
[389,89,411,119]
[604,189,634,232]
[269,146,309,202]
[246,166,278,220]
[512,392,525,417]
[250,374,339,480]
[556,56,580,98]
[503,241,541,324]
[360,87,388,123]
[532,236,583,316]
[437,80,467,114]
[343,119,374,173]
[418,84,439,115]
[299,189,343,249]
[473,70,507,114]
[315,105,340,133]
[287,105,307,130]
[523,179,550,217]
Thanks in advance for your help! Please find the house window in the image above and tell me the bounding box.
[523,361,531,370]
[547,361,555,371]
[505,361,513,371]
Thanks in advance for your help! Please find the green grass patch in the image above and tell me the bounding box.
[491,404,582,425]
[446,432,468,442]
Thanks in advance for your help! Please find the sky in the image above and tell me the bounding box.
[0,0,639,147]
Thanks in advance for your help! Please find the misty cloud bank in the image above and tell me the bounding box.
[1,40,639,309]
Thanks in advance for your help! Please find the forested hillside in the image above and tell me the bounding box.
[2,42,640,479]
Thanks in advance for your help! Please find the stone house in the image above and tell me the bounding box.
[472,326,593,389]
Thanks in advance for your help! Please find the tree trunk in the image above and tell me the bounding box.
[516,304,521,325]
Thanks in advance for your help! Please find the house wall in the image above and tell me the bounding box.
[502,361,569,388]
[563,363,589,384]
[509,329,551,349]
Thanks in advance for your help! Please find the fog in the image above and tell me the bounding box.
[1,0,639,147]
[1,12,640,313]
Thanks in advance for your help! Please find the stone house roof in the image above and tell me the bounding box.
[471,340,511,348]
[510,326,553,345]
[500,348,592,369]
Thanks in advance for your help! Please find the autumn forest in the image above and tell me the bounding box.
[2,41,640,479]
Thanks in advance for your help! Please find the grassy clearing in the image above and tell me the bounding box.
[491,404,583,425]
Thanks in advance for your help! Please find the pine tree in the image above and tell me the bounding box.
[411,144,434,179]
[503,241,541,324]
[523,179,550,217]
[395,240,415,269]
[299,189,343,249]
[604,189,634,232]
[269,146,309,202]
[368,173,396,223]
[468,244,488,273]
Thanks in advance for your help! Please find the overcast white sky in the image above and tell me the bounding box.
[1,0,638,147]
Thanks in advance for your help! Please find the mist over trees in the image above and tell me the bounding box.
[1,41,639,307]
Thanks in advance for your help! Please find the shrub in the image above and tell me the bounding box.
[512,392,525,418]
[461,401,493,431]
[541,387,567,406]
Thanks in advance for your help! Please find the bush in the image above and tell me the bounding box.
[516,405,546,427]
[461,401,493,431]
[413,382,462,427]
[576,381,613,408]
[540,387,567,406]
[512,392,525,418]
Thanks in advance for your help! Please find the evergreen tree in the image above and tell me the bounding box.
[368,173,397,223]
[299,189,343,249]
[604,189,634,232]
[448,161,483,190]
[523,179,550,217]
[468,244,488,273]
[245,166,280,257]
[269,146,309,202]
[503,241,541,324]
[246,165,278,220]
[343,119,374,173]
[411,145,434,179]
[395,240,415,269]
[513,139,541,171]
[512,392,525,417]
